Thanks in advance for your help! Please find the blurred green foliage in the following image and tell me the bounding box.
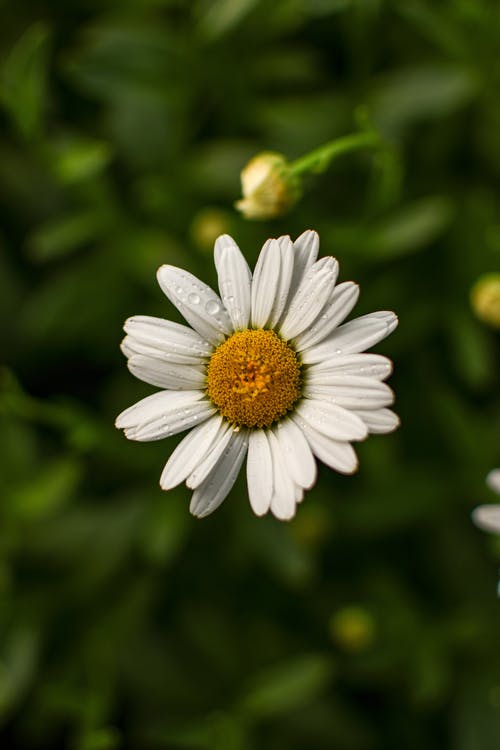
[1,0,500,748]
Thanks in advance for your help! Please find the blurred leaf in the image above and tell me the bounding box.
[369,197,454,258]
[158,711,247,750]
[10,458,81,521]
[371,64,478,135]
[446,309,496,389]
[0,627,38,720]
[256,94,350,154]
[65,24,182,100]
[139,495,189,565]
[27,211,110,262]
[76,728,120,750]
[325,196,454,260]
[240,654,333,719]
[396,1,468,57]
[411,637,451,706]
[47,136,113,184]
[197,0,260,38]
[240,519,315,587]
[187,140,253,198]
[0,22,51,139]
[453,668,500,750]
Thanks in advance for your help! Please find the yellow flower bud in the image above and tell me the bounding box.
[329,606,376,652]
[235,152,300,220]
[190,208,232,252]
[471,273,500,329]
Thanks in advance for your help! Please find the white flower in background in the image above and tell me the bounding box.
[116,231,399,520]
[472,469,500,534]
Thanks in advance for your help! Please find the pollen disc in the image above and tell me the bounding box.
[206,329,302,428]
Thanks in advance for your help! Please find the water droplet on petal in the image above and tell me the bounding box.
[205,300,220,315]
[188,293,200,305]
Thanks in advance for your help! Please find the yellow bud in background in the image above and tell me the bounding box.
[190,208,233,252]
[235,152,300,220]
[329,606,376,653]
[470,273,500,329]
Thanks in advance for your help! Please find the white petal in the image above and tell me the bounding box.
[123,316,212,363]
[127,356,206,390]
[303,377,394,410]
[294,281,359,350]
[288,230,319,300]
[160,415,223,490]
[214,234,252,330]
[189,431,249,518]
[486,469,500,495]
[116,390,204,429]
[295,399,368,442]
[295,485,304,504]
[306,353,393,380]
[121,336,206,366]
[268,236,294,328]
[301,312,398,364]
[246,430,273,516]
[186,421,234,488]
[125,402,215,442]
[355,408,400,434]
[116,390,215,441]
[268,431,297,521]
[157,265,232,346]
[472,505,500,534]
[295,417,358,474]
[279,257,338,341]
[274,418,317,489]
[251,239,282,328]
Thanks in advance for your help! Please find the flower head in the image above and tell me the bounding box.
[116,231,399,520]
[235,152,300,220]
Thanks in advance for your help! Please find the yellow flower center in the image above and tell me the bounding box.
[206,329,302,428]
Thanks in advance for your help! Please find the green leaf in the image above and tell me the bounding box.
[240,654,333,719]
[76,728,120,750]
[370,64,478,135]
[369,196,454,258]
[26,211,109,262]
[10,458,81,520]
[0,22,51,139]
[197,0,260,39]
[48,136,113,184]
[325,197,454,261]
[0,627,39,719]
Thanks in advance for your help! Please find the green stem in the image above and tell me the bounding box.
[289,131,382,176]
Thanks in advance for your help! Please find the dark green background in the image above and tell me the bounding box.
[1,1,500,748]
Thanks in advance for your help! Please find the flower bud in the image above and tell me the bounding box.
[190,208,232,252]
[235,152,300,220]
[470,273,500,329]
[329,606,376,652]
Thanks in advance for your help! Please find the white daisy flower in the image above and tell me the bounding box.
[116,231,399,520]
[472,469,500,534]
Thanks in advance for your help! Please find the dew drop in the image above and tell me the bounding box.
[205,300,220,315]
[176,286,184,295]
[188,293,200,305]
